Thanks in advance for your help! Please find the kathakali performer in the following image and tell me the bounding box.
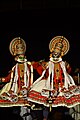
[28,36,80,109]
[0,37,33,107]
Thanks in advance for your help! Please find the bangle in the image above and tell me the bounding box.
[0,78,2,82]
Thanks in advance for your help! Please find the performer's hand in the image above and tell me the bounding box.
[0,78,5,83]
[1,78,5,82]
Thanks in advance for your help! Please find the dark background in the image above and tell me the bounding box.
[0,0,80,76]
[0,1,80,119]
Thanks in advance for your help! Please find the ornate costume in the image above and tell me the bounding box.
[28,36,80,109]
[0,37,33,107]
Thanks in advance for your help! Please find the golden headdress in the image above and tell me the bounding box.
[49,36,70,56]
[9,37,26,56]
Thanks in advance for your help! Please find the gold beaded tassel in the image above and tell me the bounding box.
[48,91,53,112]
[49,98,52,112]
